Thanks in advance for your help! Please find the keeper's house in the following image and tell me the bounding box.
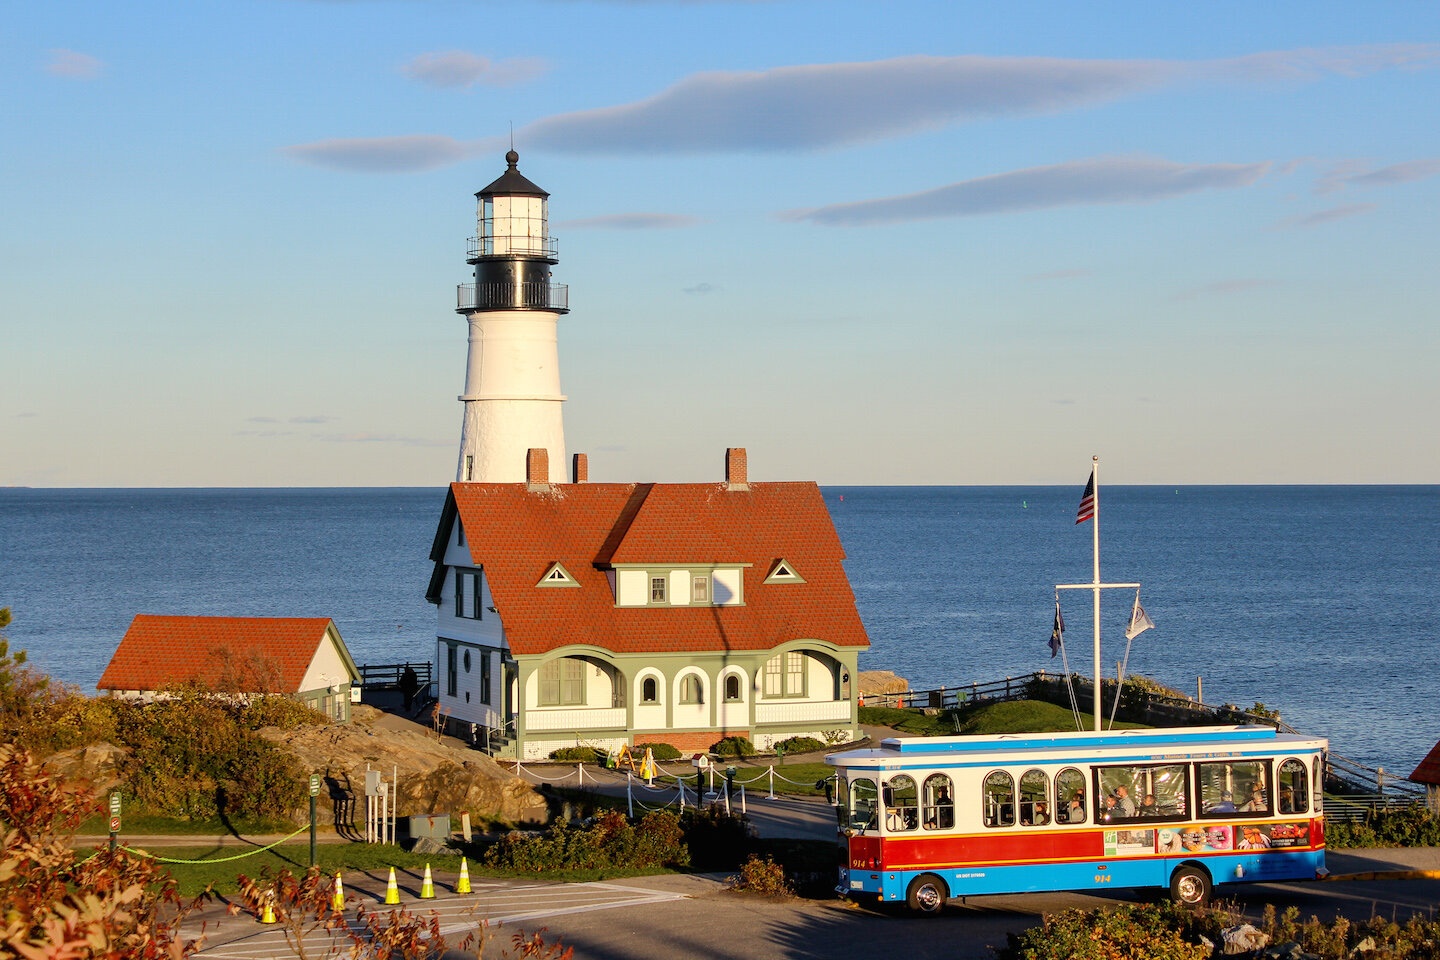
[427,447,870,760]
[97,615,361,722]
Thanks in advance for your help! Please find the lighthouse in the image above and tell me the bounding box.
[454,151,569,483]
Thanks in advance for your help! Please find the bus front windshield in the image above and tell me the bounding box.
[848,777,878,831]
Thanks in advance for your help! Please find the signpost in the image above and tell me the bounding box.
[108,791,121,851]
[309,773,321,866]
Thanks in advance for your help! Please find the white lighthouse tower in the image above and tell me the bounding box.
[454,151,569,483]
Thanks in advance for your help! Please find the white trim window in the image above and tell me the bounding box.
[650,576,667,603]
[454,569,483,619]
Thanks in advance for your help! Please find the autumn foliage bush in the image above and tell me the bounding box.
[0,742,206,959]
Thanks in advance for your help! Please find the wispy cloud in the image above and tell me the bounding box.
[1172,278,1279,301]
[1273,203,1378,230]
[684,282,717,295]
[780,156,1271,226]
[281,135,499,173]
[401,51,548,89]
[521,46,1439,154]
[1317,157,1440,194]
[558,213,701,230]
[46,49,103,80]
[317,432,449,447]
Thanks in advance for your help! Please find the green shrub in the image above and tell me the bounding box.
[632,742,681,761]
[728,854,790,897]
[1000,902,1218,960]
[1326,806,1440,848]
[682,805,753,870]
[482,810,688,872]
[711,736,755,758]
[548,746,600,762]
[774,736,825,755]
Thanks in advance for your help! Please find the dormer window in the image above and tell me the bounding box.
[764,559,805,584]
[537,562,579,588]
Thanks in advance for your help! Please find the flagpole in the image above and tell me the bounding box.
[1090,456,1101,731]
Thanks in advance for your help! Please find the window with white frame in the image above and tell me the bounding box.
[650,576,667,603]
[454,569,483,619]
[479,651,491,704]
[692,576,710,603]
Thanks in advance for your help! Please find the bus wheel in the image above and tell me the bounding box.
[906,873,948,915]
[1169,865,1211,907]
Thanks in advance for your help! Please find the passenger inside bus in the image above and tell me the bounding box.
[1065,790,1085,823]
[1240,786,1268,812]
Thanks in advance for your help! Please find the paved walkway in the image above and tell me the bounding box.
[189,870,724,959]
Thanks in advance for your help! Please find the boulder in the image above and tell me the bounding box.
[43,742,125,795]
[260,705,546,829]
[1222,923,1271,955]
[857,671,909,696]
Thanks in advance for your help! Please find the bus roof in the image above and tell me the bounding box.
[825,725,1327,768]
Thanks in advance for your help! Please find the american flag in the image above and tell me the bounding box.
[1076,473,1096,524]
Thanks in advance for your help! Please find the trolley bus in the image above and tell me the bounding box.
[825,725,1326,913]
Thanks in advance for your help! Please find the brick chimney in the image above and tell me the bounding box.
[572,453,588,484]
[526,448,550,491]
[725,447,749,491]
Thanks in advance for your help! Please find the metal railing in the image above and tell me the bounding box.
[358,661,432,692]
[468,235,558,261]
[457,281,569,312]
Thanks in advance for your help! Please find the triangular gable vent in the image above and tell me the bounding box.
[536,562,580,588]
[764,559,806,584]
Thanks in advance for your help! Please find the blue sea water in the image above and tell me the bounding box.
[1,486,1437,773]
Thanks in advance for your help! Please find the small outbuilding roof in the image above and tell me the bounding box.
[1410,739,1440,785]
[97,615,359,694]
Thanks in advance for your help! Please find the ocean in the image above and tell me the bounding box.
[2,485,1436,773]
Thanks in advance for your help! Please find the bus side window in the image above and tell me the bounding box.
[1020,768,1049,825]
[1277,757,1308,814]
[923,774,954,830]
[984,770,1015,828]
[1055,767,1086,825]
[885,775,919,832]
[850,777,878,831]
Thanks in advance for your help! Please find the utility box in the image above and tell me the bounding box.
[407,814,451,841]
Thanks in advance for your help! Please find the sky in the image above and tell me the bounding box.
[5,1,1439,487]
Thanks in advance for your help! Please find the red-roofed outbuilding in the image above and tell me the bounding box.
[425,448,871,760]
[98,615,361,722]
[1409,740,1440,813]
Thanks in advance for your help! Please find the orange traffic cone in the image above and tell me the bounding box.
[384,867,401,905]
[455,857,471,895]
[419,863,435,899]
[331,872,345,912]
[259,891,277,924]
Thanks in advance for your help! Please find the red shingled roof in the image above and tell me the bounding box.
[1410,740,1440,785]
[430,481,869,657]
[97,615,346,693]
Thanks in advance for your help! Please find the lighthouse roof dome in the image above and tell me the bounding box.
[475,150,549,199]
